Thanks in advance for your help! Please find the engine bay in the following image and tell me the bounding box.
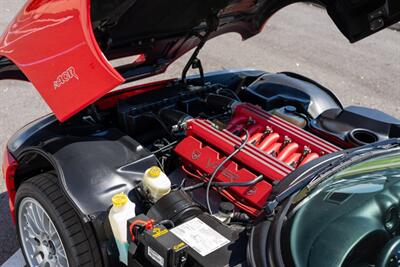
[109,78,341,215]
[89,71,400,266]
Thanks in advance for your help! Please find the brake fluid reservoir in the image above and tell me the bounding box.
[109,193,136,265]
[142,166,171,202]
[271,106,307,128]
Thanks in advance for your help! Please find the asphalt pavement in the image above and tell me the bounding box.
[0,1,399,265]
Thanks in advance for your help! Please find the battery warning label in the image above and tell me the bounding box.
[170,217,230,256]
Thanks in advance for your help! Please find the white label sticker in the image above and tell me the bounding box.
[147,246,164,266]
[170,217,230,256]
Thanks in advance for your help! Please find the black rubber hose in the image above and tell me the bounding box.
[205,93,237,113]
[213,175,263,187]
[216,88,241,101]
[206,130,250,214]
[158,108,192,130]
[182,174,263,191]
[142,112,174,138]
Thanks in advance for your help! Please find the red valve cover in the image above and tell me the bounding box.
[174,103,341,212]
[176,136,272,208]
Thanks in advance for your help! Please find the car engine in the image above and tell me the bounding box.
[94,72,400,266]
[174,101,340,214]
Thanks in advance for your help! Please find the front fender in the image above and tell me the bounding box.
[10,118,157,220]
[46,130,157,217]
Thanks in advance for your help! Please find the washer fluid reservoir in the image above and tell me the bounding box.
[109,193,136,265]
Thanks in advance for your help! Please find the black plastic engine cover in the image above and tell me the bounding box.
[240,72,342,119]
[117,84,216,139]
[310,106,400,148]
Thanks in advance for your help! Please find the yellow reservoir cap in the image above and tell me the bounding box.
[112,193,128,207]
[148,166,161,177]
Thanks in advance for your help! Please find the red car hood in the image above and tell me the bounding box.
[0,0,399,122]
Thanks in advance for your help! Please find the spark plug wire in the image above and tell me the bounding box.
[206,129,250,215]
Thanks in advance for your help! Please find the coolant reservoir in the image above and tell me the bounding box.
[108,193,136,265]
[271,106,307,128]
[142,166,171,202]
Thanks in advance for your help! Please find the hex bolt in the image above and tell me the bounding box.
[282,135,292,149]
[246,116,255,126]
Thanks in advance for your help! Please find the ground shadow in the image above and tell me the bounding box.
[0,192,19,265]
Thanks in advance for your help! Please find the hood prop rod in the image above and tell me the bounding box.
[181,32,209,86]
[181,16,219,86]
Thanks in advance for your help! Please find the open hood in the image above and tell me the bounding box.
[0,0,399,121]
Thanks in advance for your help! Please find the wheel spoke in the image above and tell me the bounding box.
[25,214,42,238]
[25,235,38,247]
[19,198,69,267]
[25,226,39,240]
[33,204,46,233]
[57,253,68,267]
[52,237,61,248]
[28,205,44,233]
[48,220,56,237]
[57,248,67,261]
[42,213,51,234]
[57,247,66,258]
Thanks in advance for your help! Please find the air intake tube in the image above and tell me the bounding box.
[205,93,238,114]
[158,108,192,133]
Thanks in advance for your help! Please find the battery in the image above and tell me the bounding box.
[128,215,188,267]
[127,213,247,267]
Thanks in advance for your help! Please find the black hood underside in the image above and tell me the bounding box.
[89,0,400,82]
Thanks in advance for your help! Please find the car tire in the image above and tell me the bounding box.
[15,172,102,267]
